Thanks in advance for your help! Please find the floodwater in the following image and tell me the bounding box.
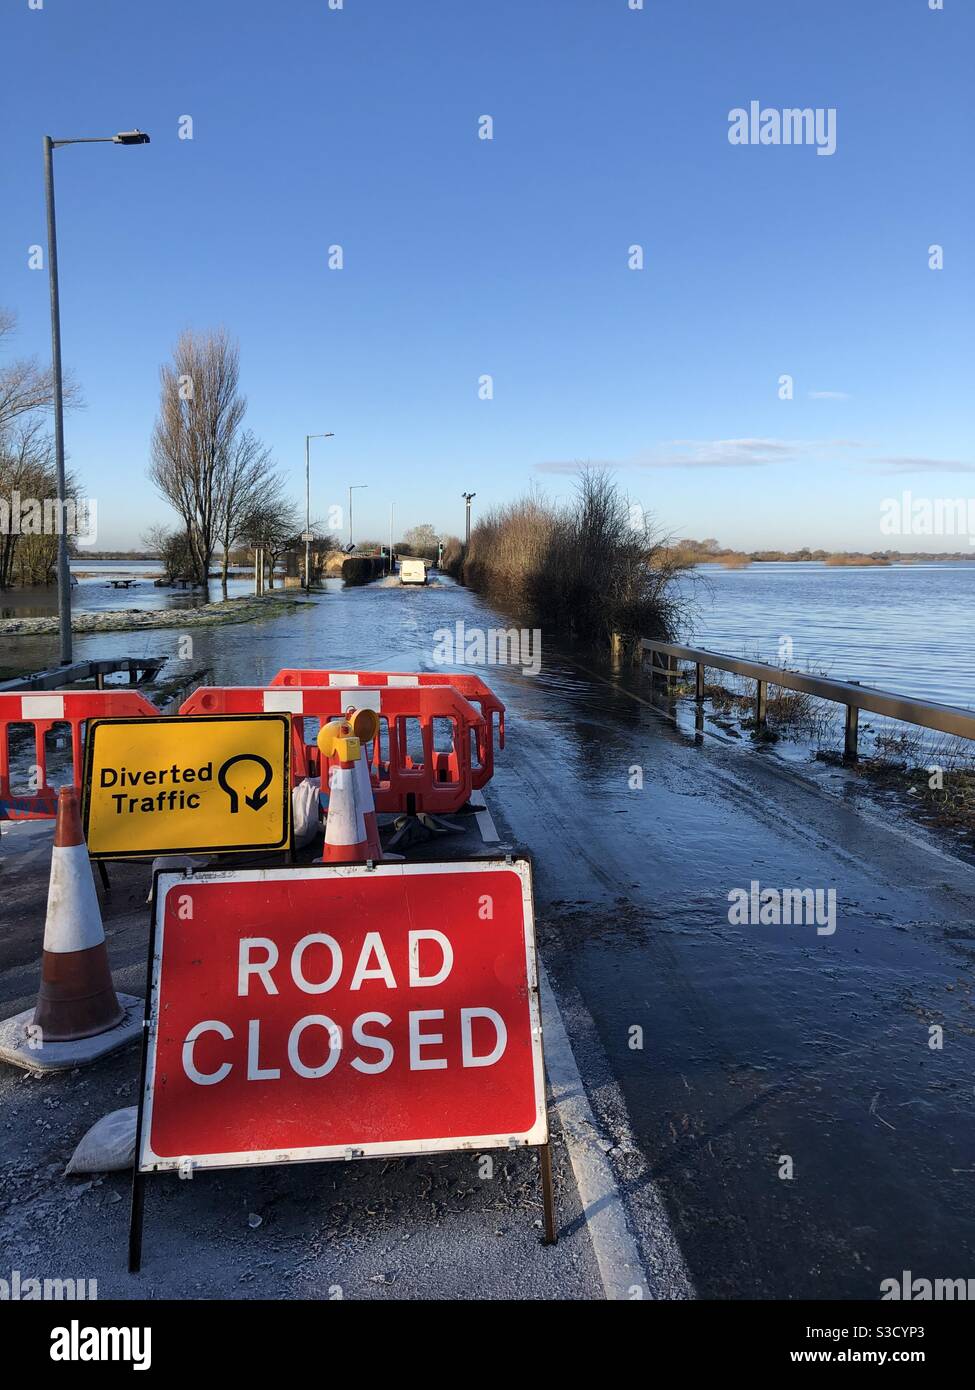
[2,572,974,1297]
[6,558,974,707]
[682,561,975,709]
[0,560,253,622]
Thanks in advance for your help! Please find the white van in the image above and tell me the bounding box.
[399,558,427,586]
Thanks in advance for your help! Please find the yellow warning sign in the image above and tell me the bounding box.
[82,715,292,858]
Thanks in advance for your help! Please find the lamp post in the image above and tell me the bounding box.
[43,129,150,665]
[462,491,476,545]
[43,129,150,661]
[348,484,367,548]
[304,432,333,591]
[388,502,394,573]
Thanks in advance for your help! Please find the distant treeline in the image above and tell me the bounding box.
[666,538,975,567]
[72,550,155,561]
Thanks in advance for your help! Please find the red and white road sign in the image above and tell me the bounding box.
[138,860,547,1172]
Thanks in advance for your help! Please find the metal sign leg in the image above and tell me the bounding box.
[128,1168,145,1273]
[540,1142,558,1245]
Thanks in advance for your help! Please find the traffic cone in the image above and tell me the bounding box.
[321,734,374,862]
[0,787,142,1074]
[345,709,383,861]
[318,714,385,862]
[353,750,383,860]
[33,787,124,1041]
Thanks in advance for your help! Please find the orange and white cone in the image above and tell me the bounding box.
[32,787,124,1042]
[352,746,383,860]
[321,740,374,862]
[318,713,384,863]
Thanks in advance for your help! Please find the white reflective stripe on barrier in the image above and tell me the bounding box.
[388,675,419,687]
[21,695,65,719]
[262,690,304,713]
[328,674,359,687]
[350,690,382,712]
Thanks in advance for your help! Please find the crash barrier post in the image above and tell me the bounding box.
[641,638,975,761]
[0,690,158,821]
[179,684,486,815]
[129,857,554,1271]
[269,669,505,790]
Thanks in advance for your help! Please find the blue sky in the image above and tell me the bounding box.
[2,0,972,552]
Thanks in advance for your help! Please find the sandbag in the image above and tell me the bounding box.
[64,1107,137,1175]
[292,777,321,848]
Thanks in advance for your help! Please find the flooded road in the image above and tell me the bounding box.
[4,574,975,1298]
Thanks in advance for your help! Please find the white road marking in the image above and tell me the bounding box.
[471,789,692,1300]
[537,960,694,1300]
[470,789,499,843]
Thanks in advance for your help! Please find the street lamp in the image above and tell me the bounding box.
[304,432,334,591]
[43,129,150,665]
[462,491,476,545]
[348,484,367,548]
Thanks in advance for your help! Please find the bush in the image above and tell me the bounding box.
[461,471,689,646]
[440,535,464,576]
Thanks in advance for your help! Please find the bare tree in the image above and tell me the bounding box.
[142,523,195,583]
[1,311,83,589]
[149,329,246,588]
[214,429,276,597]
[401,522,439,560]
[0,422,82,588]
[239,489,302,591]
[0,308,81,436]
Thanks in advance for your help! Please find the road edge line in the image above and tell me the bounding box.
[538,959,689,1301]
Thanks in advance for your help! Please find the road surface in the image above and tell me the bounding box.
[2,574,973,1298]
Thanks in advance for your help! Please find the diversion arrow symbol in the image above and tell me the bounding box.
[217,754,275,813]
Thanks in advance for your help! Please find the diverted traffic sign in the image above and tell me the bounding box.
[137,859,545,1164]
[82,715,291,858]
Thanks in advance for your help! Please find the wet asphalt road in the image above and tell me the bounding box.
[489,656,975,1298]
[5,574,975,1298]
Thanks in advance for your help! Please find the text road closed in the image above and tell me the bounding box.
[142,862,546,1167]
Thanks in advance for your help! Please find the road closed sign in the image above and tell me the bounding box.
[136,860,547,1171]
[82,714,291,858]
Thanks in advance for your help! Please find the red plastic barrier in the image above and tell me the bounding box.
[0,690,158,821]
[269,669,505,790]
[179,684,485,814]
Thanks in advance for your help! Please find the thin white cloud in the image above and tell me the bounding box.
[808,390,850,400]
[869,456,975,474]
[535,438,864,474]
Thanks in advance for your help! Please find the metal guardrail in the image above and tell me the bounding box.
[641,639,975,760]
[0,657,163,693]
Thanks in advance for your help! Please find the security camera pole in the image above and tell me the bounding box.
[462,491,476,545]
[43,130,150,665]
